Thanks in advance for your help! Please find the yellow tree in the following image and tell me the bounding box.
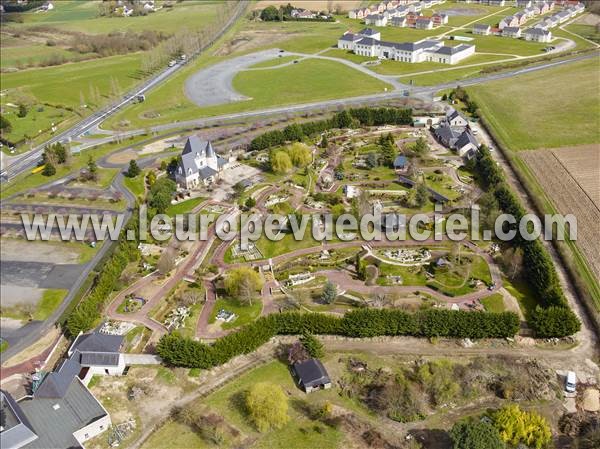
[245,382,289,432]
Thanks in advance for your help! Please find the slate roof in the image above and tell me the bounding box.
[179,136,227,180]
[366,13,384,20]
[503,26,521,33]
[34,358,81,399]
[434,124,460,143]
[391,16,406,24]
[19,379,107,449]
[292,359,331,389]
[356,37,379,46]
[1,390,38,449]
[446,108,465,123]
[71,332,123,354]
[455,130,479,149]
[358,28,379,36]
[525,27,551,35]
[339,33,360,41]
[473,23,491,30]
[198,166,218,179]
[435,44,473,55]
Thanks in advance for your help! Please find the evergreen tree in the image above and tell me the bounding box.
[321,281,337,304]
[300,333,324,359]
[127,159,141,178]
[42,161,56,176]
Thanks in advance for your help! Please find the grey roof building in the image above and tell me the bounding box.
[291,359,332,393]
[176,136,229,189]
[434,124,461,147]
[1,391,38,449]
[69,330,124,367]
[19,379,109,449]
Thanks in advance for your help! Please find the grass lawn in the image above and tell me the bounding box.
[447,31,548,56]
[467,58,600,150]
[0,134,150,199]
[209,297,262,330]
[227,59,391,110]
[165,197,205,216]
[33,289,68,320]
[12,0,220,35]
[564,22,600,44]
[371,53,511,76]
[142,361,343,449]
[481,293,505,313]
[0,340,8,353]
[123,173,146,197]
[175,302,203,339]
[0,44,80,69]
[255,232,333,260]
[503,277,540,319]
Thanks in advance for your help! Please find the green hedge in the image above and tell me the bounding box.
[474,146,580,336]
[66,214,140,336]
[157,309,519,369]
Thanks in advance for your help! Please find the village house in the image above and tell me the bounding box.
[415,16,433,29]
[391,15,408,27]
[473,23,492,35]
[365,13,388,26]
[348,7,370,19]
[68,330,126,383]
[502,26,522,37]
[393,155,409,173]
[175,136,230,189]
[499,15,519,29]
[446,108,469,127]
[524,27,553,41]
[432,12,449,25]
[291,359,332,393]
[454,130,479,159]
[516,0,532,7]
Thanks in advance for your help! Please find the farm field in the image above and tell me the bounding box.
[467,58,600,150]
[520,148,600,284]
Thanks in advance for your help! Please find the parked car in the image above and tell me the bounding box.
[565,371,577,393]
[168,60,176,67]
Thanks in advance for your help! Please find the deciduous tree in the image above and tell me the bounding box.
[245,382,289,432]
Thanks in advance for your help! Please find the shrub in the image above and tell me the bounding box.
[529,306,581,338]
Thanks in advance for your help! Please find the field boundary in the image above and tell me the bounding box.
[477,115,600,337]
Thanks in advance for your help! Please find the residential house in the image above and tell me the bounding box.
[291,359,332,393]
[446,108,469,127]
[349,7,370,19]
[502,26,522,37]
[553,9,571,23]
[408,2,422,12]
[432,12,449,25]
[406,11,422,26]
[359,28,382,40]
[515,0,532,7]
[415,17,433,29]
[514,12,528,24]
[175,136,230,189]
[499,15,519,29]
[431,44,476,64]
[434,125,461,147]
[524,27,552,41]
[391,16,407,27]
[454,130,479,159]
[68,330,126,384]
[365,13,388,26]
[473,23,492,35]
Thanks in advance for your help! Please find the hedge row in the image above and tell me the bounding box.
[474,146,580,337]
[157,309,520,369]
[249,107,412,151]
[66,214,140,336]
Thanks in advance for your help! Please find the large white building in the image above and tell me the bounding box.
[338,29,475,64]
[175,136,230,189]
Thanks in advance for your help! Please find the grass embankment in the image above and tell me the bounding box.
[1,289,67,322]
[165,197,205,216]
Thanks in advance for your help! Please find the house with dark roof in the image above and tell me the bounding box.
[365,13,388,26]
[68,330,126,384]
[524,27,552,42]
[454,130,479,159]
[1,390,38,449]
[415,17,433,29]
[473,23,492,35]
[393,155,409,173]
[434,124,461,148]
[445,107,468,127]
[175,136,230,189]
[390,15,407,27]
[502,26,522,38]
[291,359,332,393]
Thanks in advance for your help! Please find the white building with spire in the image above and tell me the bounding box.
[175,136,229,189]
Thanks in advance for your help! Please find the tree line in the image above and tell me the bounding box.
[157,309,519,369]
[65,213,140,336]
[474,146,581,338]
[249,107,413,152]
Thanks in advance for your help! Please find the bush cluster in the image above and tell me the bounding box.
[158,309,519,369]
[474,146,580,337]
[249,107,412,151]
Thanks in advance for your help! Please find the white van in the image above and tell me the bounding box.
[565,371,577,393]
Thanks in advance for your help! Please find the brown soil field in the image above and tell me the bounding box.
[552,144,600,206]
[521,148,600,279]
[253,1,362,12]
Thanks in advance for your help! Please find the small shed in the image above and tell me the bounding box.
[393,155,408,173]
[291,359,332,393]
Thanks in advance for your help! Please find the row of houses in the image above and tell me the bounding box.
[472,2,583,41]
[497,1,555,30]
[338,28,476,64]
[366,10,449,29]
[349,0,446,20]
[433,108,480,160]
[0,329,130,449]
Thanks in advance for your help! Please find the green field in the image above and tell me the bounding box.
[447,31,548,55]
[141,361,343,449]
[34,289,68,320]
[10,0,220,35]
[165,197,205,216]
[564,23,600,44]
[209,297,262,330]
[249,55,297,68]
[467,58,600,150]
[481,293,506,313]
[123,173,146,197]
